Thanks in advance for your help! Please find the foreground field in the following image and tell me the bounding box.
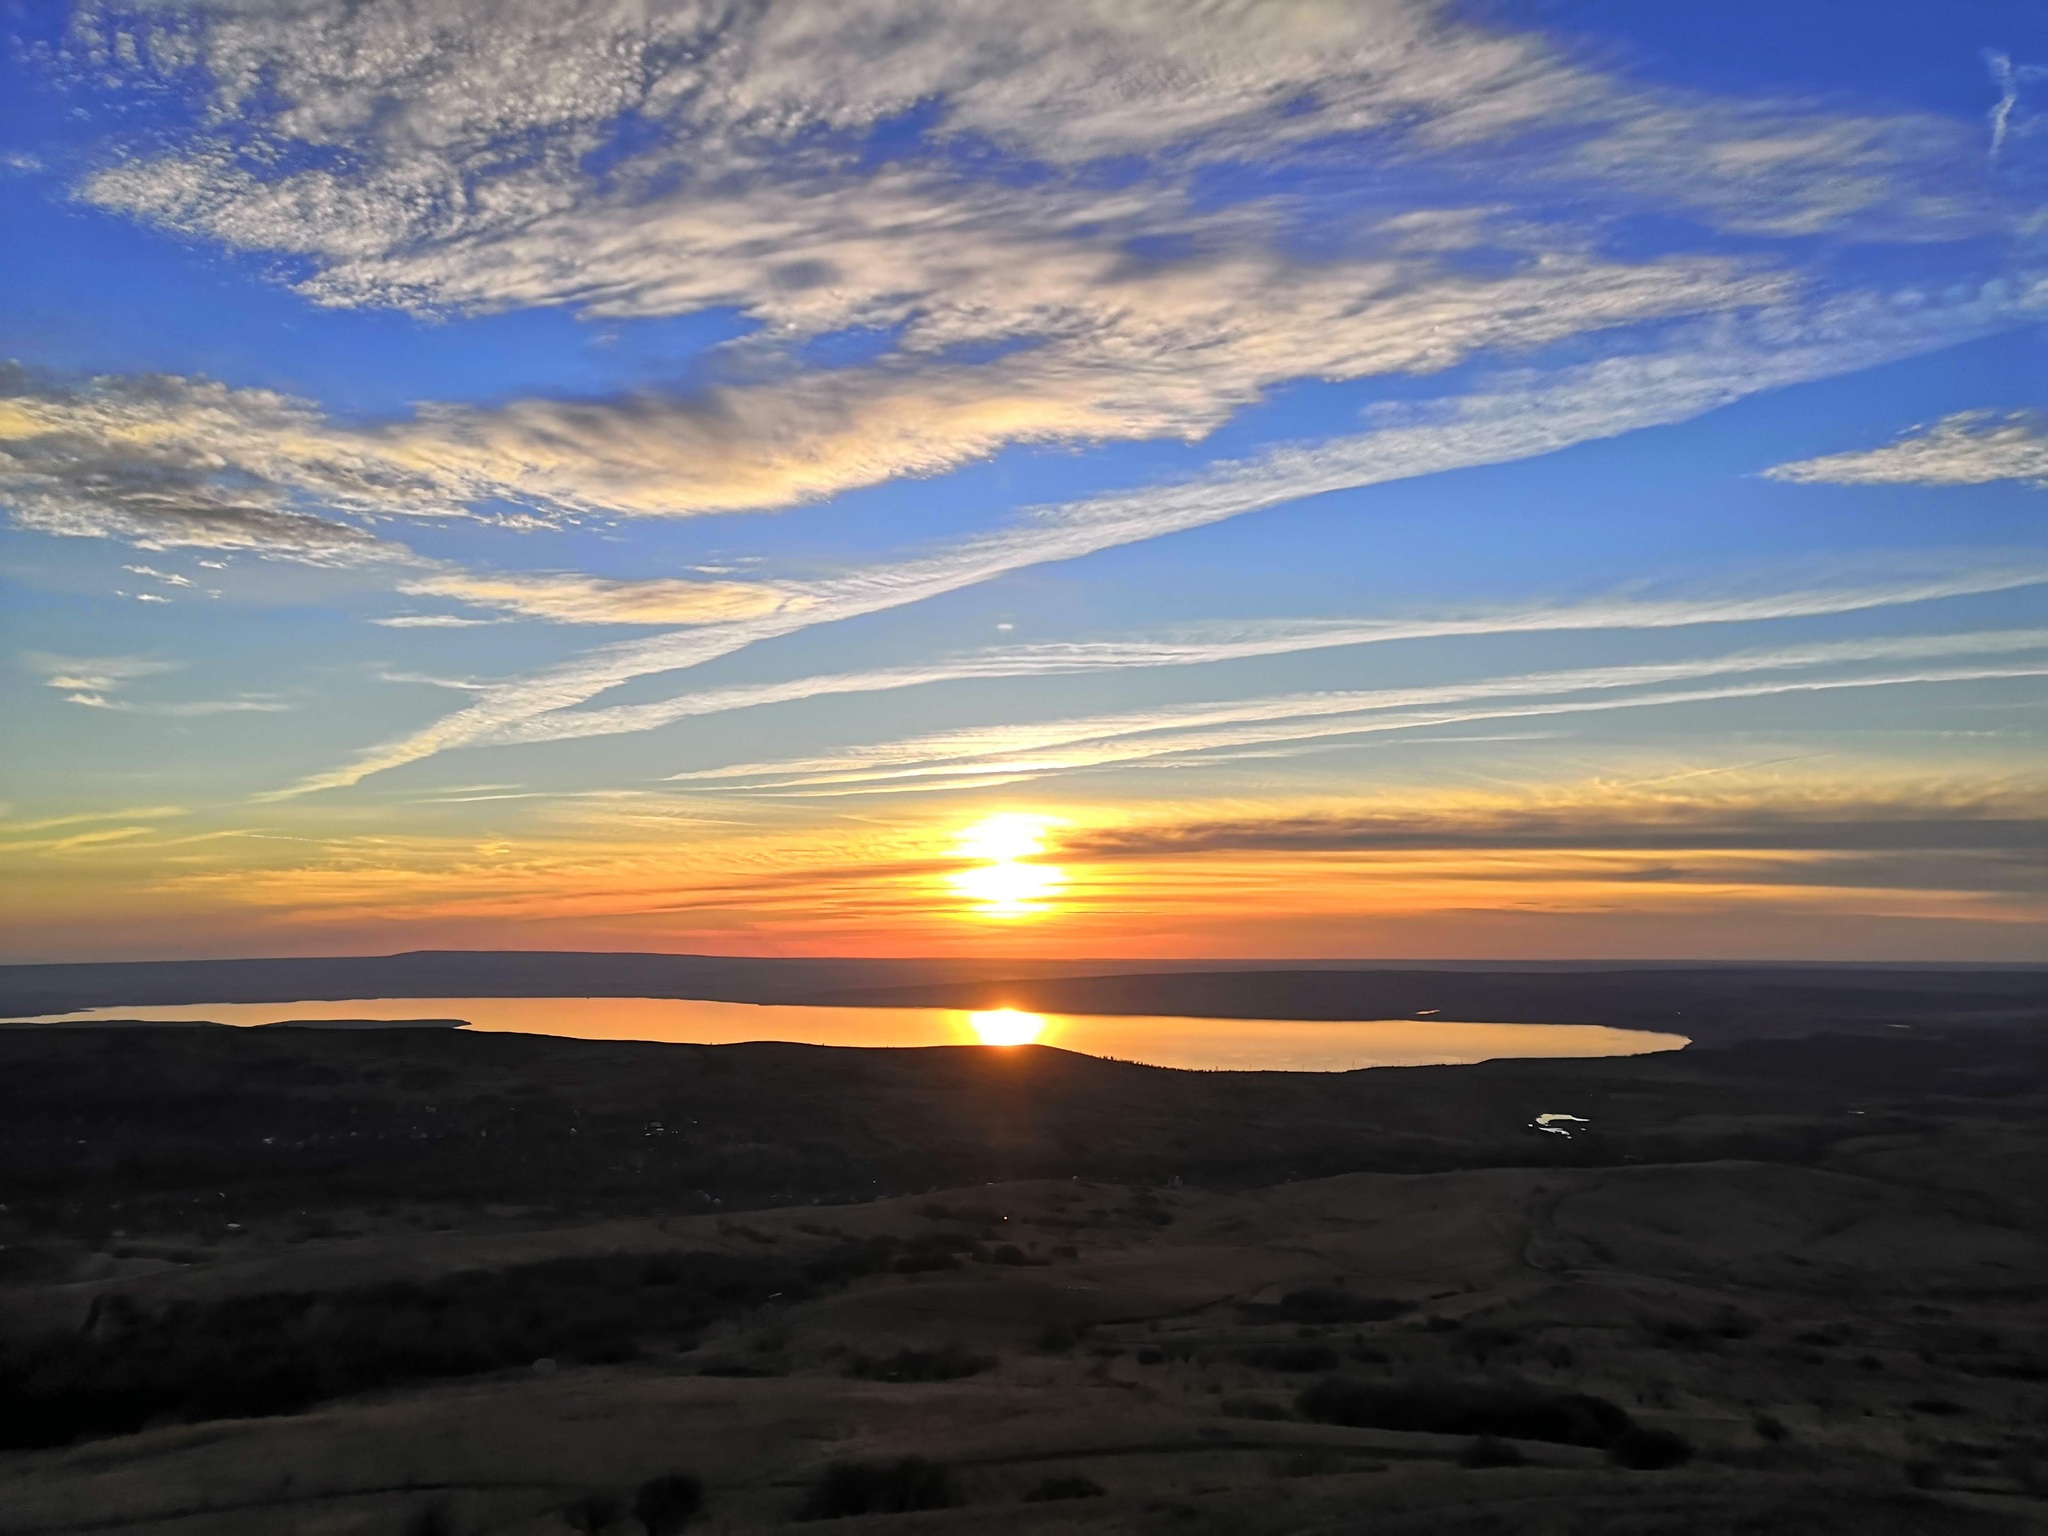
[0,1017,2044,1534]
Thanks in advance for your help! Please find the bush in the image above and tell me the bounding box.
[1608,1425,1693,1470]
[633,1472,704,1534]
[846,1342,992,1382]
[2003,1444,2048,1499]
[1248,1288,1411,1325]
[1645,1316,1711,1350]
[1024,1474,1104,1501]
[1903,1457,1944,1490]
[1221,1395,1293,1420]
[1753,1412,1791,1443]
[0,1245,890,1450]
[889,1251,961,1274]
[403,1502,455,1536]
[562,1494,624,1533]
[1238,1342,1340,1373]
[1459,1434,1526,1468]
[1296,1377,1631,1448]
[799,1457,957,1520]
[1457,1325,1522,1362]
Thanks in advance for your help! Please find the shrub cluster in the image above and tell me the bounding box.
[561,1473,704,1534]
[845,1342,993,1382]
[799,1457,956,1520]
[1296,1375,1696,1469]
[1296,1376,1632,1448]
[1024,1474,1105,1501]
[1237,1341,1341,1373]
[0,1244,893,1449]
[1242,1287,1413,1325]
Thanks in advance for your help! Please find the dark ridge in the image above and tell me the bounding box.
[0,1021,2041,1243]
[811,967,2048,1039]
[0,951,1232,1019]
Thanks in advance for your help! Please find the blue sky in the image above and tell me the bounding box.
[1,0,2044,961]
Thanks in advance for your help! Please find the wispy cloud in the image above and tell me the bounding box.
[660,629,2048,794]
[485,560,2048,747]
[122,563,192,587]
[19,649,285,716]
[1063,787,2048,860]
[371,614,504,629]
[0,805,186,837]
[22,650,178,709]
[399,570,808,626]
[1767,411,2048,488]
[1986,51,2048,165]
[74,0,1991,322]
[40,0,2012,549]
[273,279,2046,796]
[0,258,1773,557]
[0,366,421,560]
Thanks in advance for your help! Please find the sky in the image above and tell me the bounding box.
[1,0,2045,964]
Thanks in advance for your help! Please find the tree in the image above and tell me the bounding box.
[561,1493,623,1533]
[633,1472,705,1535]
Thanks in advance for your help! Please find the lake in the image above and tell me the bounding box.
[2,996,1688,1072]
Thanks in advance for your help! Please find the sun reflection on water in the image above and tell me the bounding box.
[968,1008,1046,1045]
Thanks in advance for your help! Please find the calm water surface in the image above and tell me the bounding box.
[6,996,1687,1072]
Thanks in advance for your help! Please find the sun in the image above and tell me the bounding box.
[954,812,1053,863]
[948,813,1066,919]
[951,858,1063,914]
[968,1008,1046,1045]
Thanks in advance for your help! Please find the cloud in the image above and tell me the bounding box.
[19,650,285,715]
[399,570,807,625]
[0,366,424,560]
[0,805,185,836]
[1061,790,2048,860]
[272,274,2046,796]
[2,244,1774,549]
[73,0,1990,321]
[658,628,2048,794]
[26,0,2026,591]
[8,233,1762,554]
[1987,51,2048,166]
[52,0,2005,525]
[23,651,178,708]
[38,3,2039,796]
[123,563,193,587]
[371,614,504,629]
[483,559,2048,747]
[1767,411,2048,488]
[352,243,1769,516]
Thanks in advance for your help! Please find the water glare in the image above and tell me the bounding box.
[2,998,1689,1072]
[968,1008,1046,1045]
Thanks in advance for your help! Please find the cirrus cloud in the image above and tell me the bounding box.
[1767,411,2048,488]
[399,570,808,625]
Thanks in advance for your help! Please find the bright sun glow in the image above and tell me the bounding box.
[954,813,1051,863]
[948,813,1066,918]
[951,858,1063,914]
[968,1008,1046,1045]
